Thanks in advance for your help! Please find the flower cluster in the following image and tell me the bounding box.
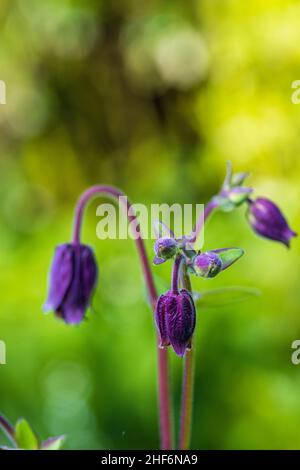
[153,235,244,355]
[152,163,296,357]
[43,163,296,358]
[41,163,297,451]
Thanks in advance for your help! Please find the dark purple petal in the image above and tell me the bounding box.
[59,244,97,324]
[155,294,170,347]
[80,245,98,301]
[43,244,74,311]
[44,243,98,324]
[166,289,196,357]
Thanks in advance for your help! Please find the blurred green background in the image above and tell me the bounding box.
[0,0,300,450]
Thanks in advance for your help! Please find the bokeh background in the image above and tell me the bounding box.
[0,0,300,450]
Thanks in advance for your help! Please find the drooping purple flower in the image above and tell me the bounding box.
[247,197,297,247]
[154,237,178,265]
[155,289,196,356]
[44,243,98,324]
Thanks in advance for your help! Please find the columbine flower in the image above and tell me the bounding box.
[154,237,178,265]
[155,289,196,357]
[193,251,222,278]
[247,197,297,247]
[44,243,98,324]
[192,248,244,278]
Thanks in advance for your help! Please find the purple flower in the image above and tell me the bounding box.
[247,197,297,247]
[192,248,244,278]
[154,237,178,265]
[155,289,196,356]
[44,243,98,324]
[193,252,222,278]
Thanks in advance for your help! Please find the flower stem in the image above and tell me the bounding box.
[171,255,183,294]
[190,199,218,243]
[179,348,195,449]
[178,265,195,449]
[178,198,219,449]
[72,185,173,449]
[0,415,16,447]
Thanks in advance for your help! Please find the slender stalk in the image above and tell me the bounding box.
[190,199,218,243]
[179,349,195,449]
[178,199,219,449]
[73,186,157,307]
[72,185,172,449]
[178,265,195,449]
[171,255,183,294]
[0,415,16,447]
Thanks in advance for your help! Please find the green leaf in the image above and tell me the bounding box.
[41,435,66,450]
[14,419,39,450]
[193,286,261,307]
[213,247,244,270]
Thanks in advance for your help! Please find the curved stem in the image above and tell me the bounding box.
[190,199,218,244]
[72,185,172,449]
[73,186,157,307]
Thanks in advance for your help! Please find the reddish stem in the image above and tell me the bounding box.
[179,348,195,449]
[0,415,16,447]
[171,255,183,294]
[72,185,172,449]
[190,199,218,243]
[179,199,219,449]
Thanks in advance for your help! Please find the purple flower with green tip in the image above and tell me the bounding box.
[154,237,178,265]
[192,248,244,278]
[44,243,98,324]
[155,289,196,357]
[247,197,297,247]
[193,252,222,278]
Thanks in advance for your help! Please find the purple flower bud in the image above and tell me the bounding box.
[154,237,178,265]
[44,243,98,324]
[193,252,222,278]
[155,289,196,356]
[247,197,297,247]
